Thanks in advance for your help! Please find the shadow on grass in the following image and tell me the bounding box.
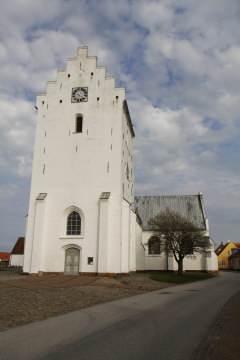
[150,272,213,284]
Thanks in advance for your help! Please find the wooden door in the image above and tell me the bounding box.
[64,248,80,275]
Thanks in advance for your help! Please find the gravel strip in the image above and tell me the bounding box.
[0,272,170,332]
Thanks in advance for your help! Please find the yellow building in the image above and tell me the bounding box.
[215,241,236,269]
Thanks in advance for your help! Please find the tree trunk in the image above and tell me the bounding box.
[177,260,183,275]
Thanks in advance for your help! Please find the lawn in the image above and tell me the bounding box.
[150,272,213,284]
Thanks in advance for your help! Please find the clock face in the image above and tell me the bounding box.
[72,87,88,102]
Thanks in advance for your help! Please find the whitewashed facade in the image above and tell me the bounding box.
[135,195,218,272]
[23,47,138,275]
[23,47,217,275]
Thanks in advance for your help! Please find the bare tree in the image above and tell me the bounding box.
[148,210,211,274]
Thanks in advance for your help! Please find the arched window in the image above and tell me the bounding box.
[67,211,81,235]
[148,236,160,255]
[76,115,83,133]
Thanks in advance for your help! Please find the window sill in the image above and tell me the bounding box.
[59,236,84,240]
[146,254,162,257]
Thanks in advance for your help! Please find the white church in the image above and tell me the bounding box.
[23,47,218,276]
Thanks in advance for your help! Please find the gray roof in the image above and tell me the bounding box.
[134,195,206,231]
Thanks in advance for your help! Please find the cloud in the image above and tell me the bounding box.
[0,96,35,177]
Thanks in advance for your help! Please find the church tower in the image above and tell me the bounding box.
[23,47,137,275]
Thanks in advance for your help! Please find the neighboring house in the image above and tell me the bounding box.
[134,194,218,273]
[215,242,225,256]
[10,237,25,267]
[215,241,240,269]
[0,253,10,262]
[23,47,217,276]
[228,245,240,270]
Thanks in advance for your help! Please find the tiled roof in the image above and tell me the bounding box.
[0,252,10,261]
[215,242,240,256]
[11,237,25,255]
[134,194,206,231]
[215,242,225,255]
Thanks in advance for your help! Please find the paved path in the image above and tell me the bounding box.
[0,272,239,360]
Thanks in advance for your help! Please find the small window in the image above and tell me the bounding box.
[88,257,93,265]
[222,261,225,266]
[148,236,160,255]
[228,251,230,256]
[67,211,81,235]
[76,116,83,133]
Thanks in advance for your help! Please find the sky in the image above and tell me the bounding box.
[1,0,240,252]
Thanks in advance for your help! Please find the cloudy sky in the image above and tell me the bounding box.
[1,0,240,251]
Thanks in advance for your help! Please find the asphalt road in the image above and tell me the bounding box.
[0,272,239,360]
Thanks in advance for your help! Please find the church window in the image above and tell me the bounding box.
[59,100,62,103]
[67,211,81,235]
[148,236,161,255]
[68,74,70,78]
[76,115,83,133]
[97,97,99,101]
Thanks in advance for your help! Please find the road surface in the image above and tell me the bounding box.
[0,272,239,360]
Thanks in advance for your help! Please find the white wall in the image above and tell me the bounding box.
[24,47,135,275]
[10,255,24,267]
[135,221,145,271]
[140,230,218,272]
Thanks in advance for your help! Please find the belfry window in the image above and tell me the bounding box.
[148,236,161,255]
[67,211,81,235]
[76,115,83,133]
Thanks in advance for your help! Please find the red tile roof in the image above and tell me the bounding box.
[11,237,25,255]
[0,252,10,261]
[215,242,240,256]
[215,242,225,255]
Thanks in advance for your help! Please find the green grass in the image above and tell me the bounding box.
[150,272,213,284]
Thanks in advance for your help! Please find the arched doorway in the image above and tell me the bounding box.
[64,248,80,275]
